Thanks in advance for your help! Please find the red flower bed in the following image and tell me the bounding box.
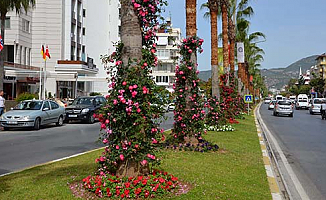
[83,170,179,199]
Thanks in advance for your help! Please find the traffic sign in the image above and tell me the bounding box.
[244,95,253,103]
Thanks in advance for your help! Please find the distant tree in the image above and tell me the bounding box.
[309,77,325,97]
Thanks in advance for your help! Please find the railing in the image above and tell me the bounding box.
[4,61,40,71]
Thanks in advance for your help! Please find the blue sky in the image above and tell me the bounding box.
[164,0,326,71]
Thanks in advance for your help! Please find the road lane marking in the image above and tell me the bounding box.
[256,103,310,200]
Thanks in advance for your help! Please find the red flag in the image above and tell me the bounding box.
[45,46,51,59]
[0,35,3,52]
[41,45,46,60]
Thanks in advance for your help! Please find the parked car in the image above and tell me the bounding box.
[268,100,277,110]
[275,95,284,101]
[264,97,272,104]
[289,95,296,103]
[309,98,325,115]
[296,94,309,110]
[273,100,294,117]
[65,96,106,123]
[0,100,65,130]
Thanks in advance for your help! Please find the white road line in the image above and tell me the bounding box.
[257,104,310,200]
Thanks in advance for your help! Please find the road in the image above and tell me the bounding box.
[0,112,174,176]
[260,104,326,199]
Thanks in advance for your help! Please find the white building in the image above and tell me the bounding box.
[154,18,181,92]
[2,0,120,99]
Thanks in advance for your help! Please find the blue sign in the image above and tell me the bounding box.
[244,95,253,103]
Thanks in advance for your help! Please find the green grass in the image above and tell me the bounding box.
[0,114,271,200]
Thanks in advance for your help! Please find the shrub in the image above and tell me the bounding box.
[15,93,38,102]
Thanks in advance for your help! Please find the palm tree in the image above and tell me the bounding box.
[0,0,35,91]
[120,0,142,65]
[221,0,229,71]
[186,0,197,37]
[208,0,220,99]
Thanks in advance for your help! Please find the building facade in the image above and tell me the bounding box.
[2,0,120,99]
[153,18,181,92]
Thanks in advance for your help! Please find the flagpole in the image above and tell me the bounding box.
[43,59,47,99]
[39,66,42,100]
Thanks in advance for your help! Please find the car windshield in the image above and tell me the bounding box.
[314,99,323,104]
[72,98,94,105]
[278,101,291,105]
[14,101,43,110]
[299,99,307,102]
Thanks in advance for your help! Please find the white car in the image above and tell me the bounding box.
[296,94,309,110]
[309,98,325,114]
[268,100,277,110]
[264,97,272,104]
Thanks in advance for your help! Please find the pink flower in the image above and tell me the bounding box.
[152,138,158,144]
[132,91,138,98]
[101,123,106,129]
[120,154,124,161]
[143,86,149,94]
[137,108,141,113]
[103,139,108,144]
[122,81,127,86]
[129,85,134,90]
[140,159,148,166]
[105,119,110,124]
[116,145,120,150]
[151,49,156,53]
[188,49,193,53]
[99,157,105,162]
[133,84,138,89]
[115,60,122,66]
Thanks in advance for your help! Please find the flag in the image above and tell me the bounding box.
[45,46,51,59]
[0,35,3,53]
[41,45,46,60]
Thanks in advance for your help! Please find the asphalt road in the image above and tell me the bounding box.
[0,112,174,176]
[260,104,326,199]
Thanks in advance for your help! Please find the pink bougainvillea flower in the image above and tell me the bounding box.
[120,154,124,161]
[128,85,134,90]
[137,108,141,113]
[122,81,127,86]
[103,138,108,144]
[132,91,138,98]
[140,159,148,166]
[116,145,120,150]
[100,123,106,129]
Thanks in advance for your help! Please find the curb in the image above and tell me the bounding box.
[0,147,105,178]
[254,104,282,200]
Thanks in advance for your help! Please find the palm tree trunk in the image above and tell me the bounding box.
[0,13,6,91]
[210,3,220,99]
[120,0,142,66]
[221,3,229,72]
[186,0,197,37]
[228,18,235,73]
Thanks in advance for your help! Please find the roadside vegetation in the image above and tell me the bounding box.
[0,115,271,200]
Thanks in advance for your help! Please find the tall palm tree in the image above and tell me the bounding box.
[120,0,142,65]
[0,0,35,91]
[186,0,197,37]
[221,0,229,71]
[208,0,220,98]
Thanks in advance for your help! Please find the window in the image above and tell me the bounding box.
[83,9,86,17]
[156,76,168,83]
[50,101,59,109]
[43,101,50,110]
[0,17,11,29]
[156,49,170,59]
[82,27,85,35]
[22,19,30,32]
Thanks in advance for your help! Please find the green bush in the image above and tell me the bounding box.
[15,93,38,102]
[89,92,102,96]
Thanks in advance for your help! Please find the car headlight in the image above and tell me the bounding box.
[81,108,89,113]
[22,116,31,120]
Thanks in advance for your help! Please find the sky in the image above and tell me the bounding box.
[164,0,326,71]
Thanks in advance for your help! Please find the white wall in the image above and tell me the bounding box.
[84,0,119,95]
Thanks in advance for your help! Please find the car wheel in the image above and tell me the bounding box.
[34,118,41,130]
[56,115,64,126]
[88,113,95,124]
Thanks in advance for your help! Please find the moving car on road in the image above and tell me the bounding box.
[273,100,294,117]
[289,95,296,103]
[296,94,309,110]
[65,96,106,123]
[268,100,277,110]
[0,100,65,130]
[309,98,325,115]
[264,97,272,104]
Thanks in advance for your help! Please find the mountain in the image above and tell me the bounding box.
[198,55,319,89]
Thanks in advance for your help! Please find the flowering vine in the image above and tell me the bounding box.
[95,0,168,175]
[172,36,205,142]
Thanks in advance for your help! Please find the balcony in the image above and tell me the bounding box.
[4,61,40,71]
[56,58,98,75]
[71,11,76,24]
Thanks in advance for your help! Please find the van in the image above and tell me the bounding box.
[289,96,296,103]
[275,95,284,101]
[296,94,309,110]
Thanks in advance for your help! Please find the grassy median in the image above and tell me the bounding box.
[0,114,271,200]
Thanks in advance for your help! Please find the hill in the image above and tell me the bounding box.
[198,55,319,89]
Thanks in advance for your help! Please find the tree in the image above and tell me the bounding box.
[221,0,229,71]
[0,0,35,90]
[209,0,220,99]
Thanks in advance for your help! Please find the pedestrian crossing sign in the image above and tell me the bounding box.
[244,95,253,103]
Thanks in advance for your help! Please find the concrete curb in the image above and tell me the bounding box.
[0,147,105,178]
[254,104,283,200]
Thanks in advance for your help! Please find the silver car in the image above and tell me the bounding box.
[0,100,65,130]
[309,98,325,115]
[273,100,294,117]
